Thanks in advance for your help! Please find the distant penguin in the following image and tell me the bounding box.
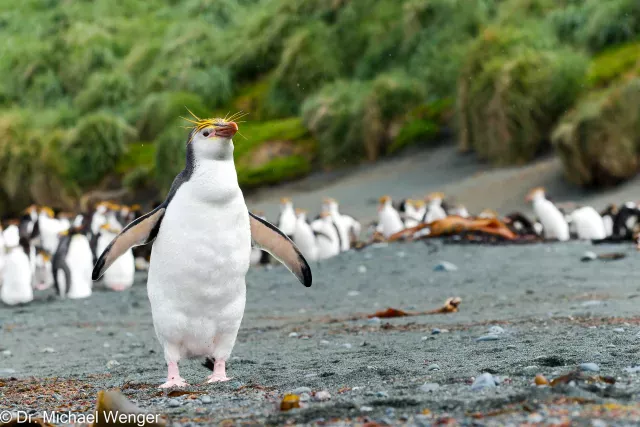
[424,192,447,223]
[292,209,319,262]
[600,204,618,238]
[567,206,607,240]
[277,197,297,238]
[38,207,65,255]
[612,203,640,239]
[377,196,405,238]
[478,209,499,219]
[34,248,54,291]
[1,225,33,306]
[52,226,93,299]
[504,212,536,235]
[525,187,570,241]
[91,116,311,388]
[311,212,341,259]
[448,204,470,218]
[322,198,357,251]
[403,200,422,228]
[96,224,135,291]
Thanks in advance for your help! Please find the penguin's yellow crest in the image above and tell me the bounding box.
[181,109,247,142]
[379,195,391,204]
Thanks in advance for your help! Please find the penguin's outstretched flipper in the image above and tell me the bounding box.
[249,211,312,288]
[92,207,166,280]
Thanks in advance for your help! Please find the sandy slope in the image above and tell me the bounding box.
[246,144,640,224]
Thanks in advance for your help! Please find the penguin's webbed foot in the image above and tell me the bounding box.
[206,374,231,383]
[159,377,189,389]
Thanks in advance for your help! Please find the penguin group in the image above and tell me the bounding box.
[249,197,362,266]
[0,202,146,306]
[369,188,640,245]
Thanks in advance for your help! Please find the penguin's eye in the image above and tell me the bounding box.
[203,130,210,137]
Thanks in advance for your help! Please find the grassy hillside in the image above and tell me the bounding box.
[0,0,639,214]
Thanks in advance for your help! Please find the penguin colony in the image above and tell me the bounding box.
[3,188,640,307]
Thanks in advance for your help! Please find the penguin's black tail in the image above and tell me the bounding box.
[202,357,215,371]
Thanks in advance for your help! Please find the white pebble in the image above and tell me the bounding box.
[347,291,360,297]
[289,332,299,338]
[41,347,55,353]
[419,383,440,393]
[314,390,331,401]
[358,266,367,274]
[471,373,497,391]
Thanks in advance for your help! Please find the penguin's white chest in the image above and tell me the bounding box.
[147,174,251,357]
[379,206,404,238]
[64,235,94,299]
[97,233,135,289]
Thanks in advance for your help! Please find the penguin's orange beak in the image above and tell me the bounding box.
[213,122,238,138]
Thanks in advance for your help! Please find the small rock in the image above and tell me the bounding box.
[0,368,16,376]
[319,340,330,345]
[299,392,311,402]
[528,413,544,423]
[376,391,389,398]
[433,261,458,272]
[476,335,500,342]
[579,363,600,372]
[581,251,597,262]
[358,266,367,274]
[506,345,517,349]
[613,328,625,333]
[125,332,134,338]
[290,387,312,394]
[347,291,360,297]
[591,420,607,427]
[360,406,374,412]
[341,343,352,349]
[200,395,212,404]
[288,332,299,338]
[606,344,616,348]
[2,350,11,357]
[488,326,505,335]
[397,251,405,258]
[385,407,395,417]
[471,373,497,391]
[314,390,331,401]
[106,360,120,369]
[523,365,539,374]
[623,366,640,373]
[421,336,428,341]
[534,374,549,386]
[167,399,181,408]
[427,364,440,371]
[419,383,440,393]
[41,347,55,353]
[367,317,382,326]
[431,328,441,335]
[581,300,602,307]
[103,342,110,348]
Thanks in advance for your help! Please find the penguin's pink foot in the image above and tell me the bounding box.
[159,377,188,388]
[159,361,188,388]
[205,359,230,383]
[35,283,49,291]
[206,373,231,383]
[109,284,128,291]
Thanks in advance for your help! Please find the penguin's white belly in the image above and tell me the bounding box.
[1,250,33,306]
[534,201,569,241]
[65,235,93,299]
[147,184,251,358]
[293,224,318,262]
[572,208,607,240]
[379,209,404,238]
[98,235,135,289]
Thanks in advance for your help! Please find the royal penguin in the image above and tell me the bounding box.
[1,225,33,306]
[96,224,135,291]
[612,203,640,239]
[52,225,94,300]
[92,114,311,388]
[277,197,297,239]
[311,211,341,260]
[448,204,470,218]
[525,187,570,241]
[33,248,55,291]
[567,206,607,240]
[37,206,66,255]
[292,208,319,262]
[600,204,618,238]
[423,192,447,223]
[403,200,422,228]
[377,195,405,238]
[322,198,358,251]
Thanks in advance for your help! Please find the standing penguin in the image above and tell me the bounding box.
[525,187,570,241]
[600,204,618,238]
[53,226,94,299]
[96,224,135,291]
[1,225,33,306]
[92,114,311,388]
[292,208,319,262]
[567,206,607,240]
[423,192,447,223]
[277,198,297,239]
[322,198,360,249]
[311,211,341,260]
[377,196,405,238]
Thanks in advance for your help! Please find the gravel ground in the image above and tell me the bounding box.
[2,238,640,426]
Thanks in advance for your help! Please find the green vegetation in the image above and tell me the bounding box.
[1,0,640,213]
